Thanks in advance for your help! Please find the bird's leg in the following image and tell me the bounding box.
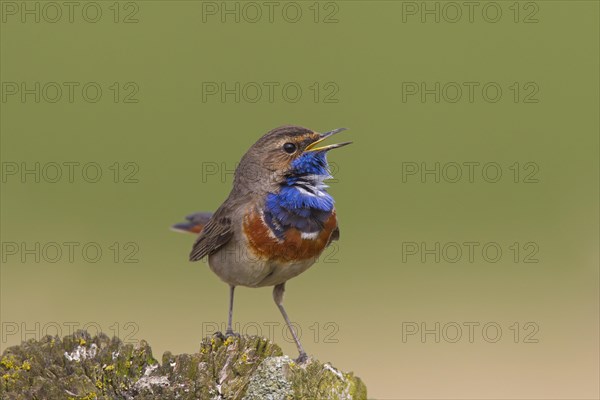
[225,285,238,337]
[273,282,307,363]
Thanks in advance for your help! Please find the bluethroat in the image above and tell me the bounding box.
[172,125,351,362]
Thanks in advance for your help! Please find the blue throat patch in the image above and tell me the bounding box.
[264,152,334,238]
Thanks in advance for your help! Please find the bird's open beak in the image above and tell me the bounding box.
[305,128,352,152]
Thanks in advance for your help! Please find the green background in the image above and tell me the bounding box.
[1,1,598,398]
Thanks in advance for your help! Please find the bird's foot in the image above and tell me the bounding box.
[212,330,240,342]
[225,330,240,338]
[295,352,309,364]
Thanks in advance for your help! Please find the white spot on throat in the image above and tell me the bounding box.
[301,231,320,240]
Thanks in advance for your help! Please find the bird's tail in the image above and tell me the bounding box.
[171,212,213,234]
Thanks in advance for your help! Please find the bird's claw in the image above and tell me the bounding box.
[295,352,308,364]
[212,330,240,342]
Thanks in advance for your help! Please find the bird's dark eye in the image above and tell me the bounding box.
[283,142,297,154]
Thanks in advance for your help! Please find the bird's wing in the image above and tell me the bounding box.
[189,212,234,261]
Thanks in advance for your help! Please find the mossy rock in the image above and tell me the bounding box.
[0,330,366,399]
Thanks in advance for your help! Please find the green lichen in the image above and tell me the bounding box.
[288,362,367,400]
[0,330,366,399]
[243,356,294,400]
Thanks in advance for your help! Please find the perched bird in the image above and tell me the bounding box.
[172,125,351,362]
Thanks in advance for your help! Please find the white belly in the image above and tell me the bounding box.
[208,239,317,287]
